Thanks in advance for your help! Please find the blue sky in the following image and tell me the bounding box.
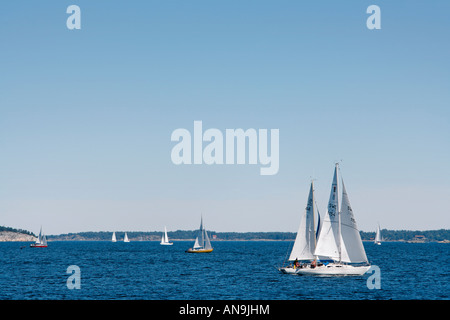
[1,1,449,234]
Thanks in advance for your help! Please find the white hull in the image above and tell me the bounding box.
[278,267,300,275]
[160,242,173,246]
[296,263,370,276]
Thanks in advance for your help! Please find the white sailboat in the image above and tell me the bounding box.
[279,180,320,274]
[30,226,48,248]
[296,164,370,276]
[160,226,173,245]
[112,232,117,242]
[374,224,382,245]
[186,216,213,253]
[124,232,130,242]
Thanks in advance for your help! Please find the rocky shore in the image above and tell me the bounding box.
[0,231,37,242]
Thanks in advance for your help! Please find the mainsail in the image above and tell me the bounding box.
[314,164,368,264]
[375,224,382,243]
[288,181,319,261]
[314,164,341,261]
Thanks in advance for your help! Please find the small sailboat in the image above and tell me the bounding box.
[186,216,213,253]
[279,180,321,274]
[30,226,48,248]
[296,163,370,276]
[160,226,173,245]
[124,232,130,242]
[112,232,117,242]
[374,224,382,245]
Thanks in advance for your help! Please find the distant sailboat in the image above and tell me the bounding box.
[30,226,48,248]
[160,226,173,245]
[279,180,321,274]
[186,216,213,253]
[112,232,117,242]
[124,232,130,242]
[296,163,371,276]
[374,224,382,245]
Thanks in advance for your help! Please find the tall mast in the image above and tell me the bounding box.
[311,179,317,251]
[336,163,342,263]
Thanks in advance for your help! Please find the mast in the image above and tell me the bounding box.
[336,163,342,263]
[312,180,317,256]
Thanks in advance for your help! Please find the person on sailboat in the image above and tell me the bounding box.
[293,258,300,269]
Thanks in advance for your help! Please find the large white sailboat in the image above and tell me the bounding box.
[374,224,382,245]
[186,216,213,253]
[30,226,48,248]
[160,226,173,245]
[296,164,370,276]
[279,181,320,274]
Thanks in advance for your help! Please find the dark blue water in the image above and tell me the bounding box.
[0,241,448,300]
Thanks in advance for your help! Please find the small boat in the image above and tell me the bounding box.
[374,224,382,245]
[279,180,320,274]
[112,232,117,242]
[186,216,213,253]
[296,163,371,276]
[124,232,130,242]
[160,226,173,245]
[30,227,48,248]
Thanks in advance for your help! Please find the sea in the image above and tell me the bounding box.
[0,241,448,300]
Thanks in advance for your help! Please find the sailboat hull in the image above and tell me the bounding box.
[160,242,173,246]
[296,264,370,276]
[30,244,47,248]
[185,248,213,253]
[278,267,300,274]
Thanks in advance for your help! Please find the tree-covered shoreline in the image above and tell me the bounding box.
[2,225,448,242]
[45,229,450,242]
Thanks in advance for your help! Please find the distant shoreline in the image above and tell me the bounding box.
[1,226,449,243]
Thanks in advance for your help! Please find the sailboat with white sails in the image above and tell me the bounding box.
[374,224,382,245]
[112,232,117,242]
[30,226,48,248]
[296,163,370,275]
[186,216,213,253]
[279,180,320,274]
[160,226,173,245]
[124,232,130,242]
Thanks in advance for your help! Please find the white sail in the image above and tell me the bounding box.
[204,228,212,250]
[375,224,382,243]
[193,237,201,249]
[124,232,130,242]
[112,232,117,242]
[314,164,341,261]
[289,181,318,261]
[164,227,169,243]
[338,181,368,263]
[42,234,47,246]
[36,227,42,244]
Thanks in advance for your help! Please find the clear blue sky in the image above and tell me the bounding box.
[1,1,449,234]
